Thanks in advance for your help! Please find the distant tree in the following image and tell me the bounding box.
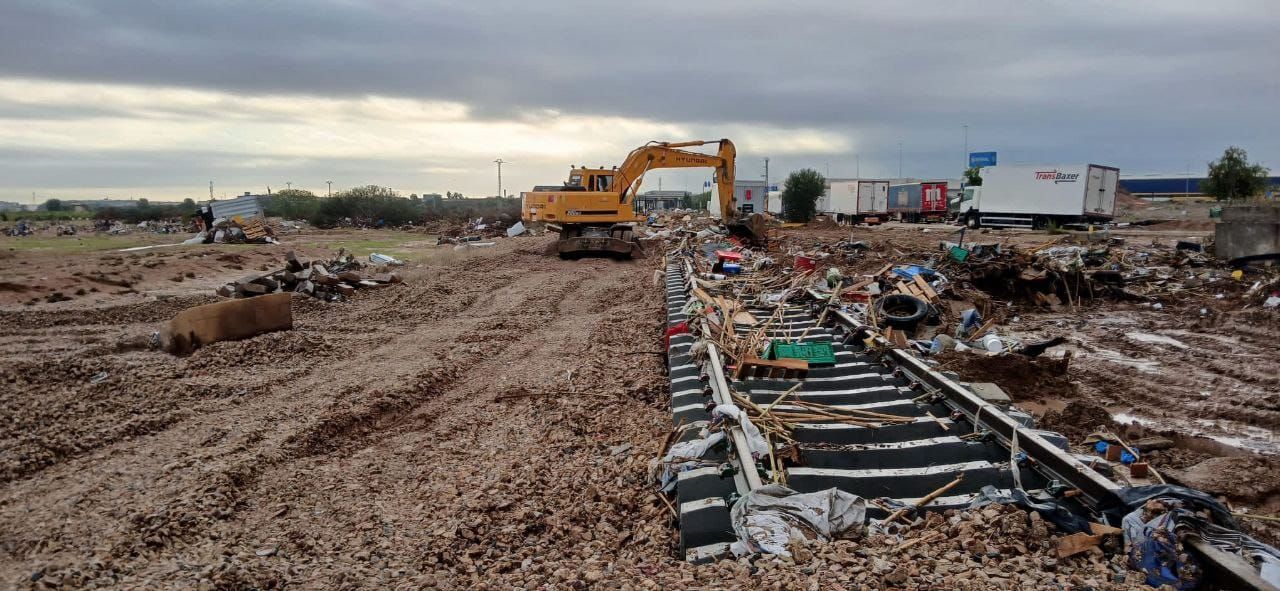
[267,188,321,220]
[780,168,825,222]
[181,198,196,208]
[963,167,983,187]
[43,198,63,211]
[137,198,149,207]
[1202,146,1270,201]
[312,185,416,227]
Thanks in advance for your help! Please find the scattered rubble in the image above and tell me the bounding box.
[187,215,281,245]
[213,249,402,301]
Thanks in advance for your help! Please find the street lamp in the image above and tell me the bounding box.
[326,180,333,197]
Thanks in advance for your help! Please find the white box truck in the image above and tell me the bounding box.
[957,164,1118,229]
[824,179,889,224]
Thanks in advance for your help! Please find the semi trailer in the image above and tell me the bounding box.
[887,181,948,223]
[956,164,1118,229]
[823,179,889,224]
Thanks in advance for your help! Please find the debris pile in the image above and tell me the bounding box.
[186,216,280,245]
[213,250,402,301]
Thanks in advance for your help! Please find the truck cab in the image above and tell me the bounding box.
[952,186,980,217]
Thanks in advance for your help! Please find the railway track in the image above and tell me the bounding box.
[662,256,1276,589]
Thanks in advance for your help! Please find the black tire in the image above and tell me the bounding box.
[965,213,980,229]
[876,294,928,329]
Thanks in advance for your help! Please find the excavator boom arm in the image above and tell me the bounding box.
[613,139,738,220]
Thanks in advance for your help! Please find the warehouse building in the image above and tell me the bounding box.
[635,190,690,211]
[1120,174,1280,200]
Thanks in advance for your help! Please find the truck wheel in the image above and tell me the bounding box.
[965,213,980,229]
[876,294,928,329]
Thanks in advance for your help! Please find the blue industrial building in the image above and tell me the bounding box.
[1120,175,1280,199]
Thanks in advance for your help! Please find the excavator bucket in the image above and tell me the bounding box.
[726,213,769,247]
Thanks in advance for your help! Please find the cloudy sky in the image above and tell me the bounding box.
[0,0,1276,203]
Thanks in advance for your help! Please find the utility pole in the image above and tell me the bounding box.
[763,157,770,214]
[286,181,292,191]
[326,180,332,197]
[898,143,904,179]
[209,181,213,201]
[493,159,506,198]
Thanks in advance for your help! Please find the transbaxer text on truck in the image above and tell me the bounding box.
[1034,170,1080,184]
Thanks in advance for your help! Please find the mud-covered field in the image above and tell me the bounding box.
[0,234,688,588]
[1,222,1277,587]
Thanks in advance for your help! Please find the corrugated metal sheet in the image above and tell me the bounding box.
[207,195,264,221]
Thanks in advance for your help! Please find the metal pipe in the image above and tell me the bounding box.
[683,260,763,492]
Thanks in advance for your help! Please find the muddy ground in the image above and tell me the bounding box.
[1,220,1277,587]
[0,233,689,588]
[805,222,1280,545]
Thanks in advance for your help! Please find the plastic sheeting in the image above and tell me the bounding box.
[652,431,725,493]
[710,403,769,459]
[729,484,866,557]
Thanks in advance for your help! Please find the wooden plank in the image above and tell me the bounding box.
[691,287,715,305]
[737,356,809,381]
[1056,532,1104,559]
[969,318,997,339]
[847,278,875,293]
[913,274,938,301]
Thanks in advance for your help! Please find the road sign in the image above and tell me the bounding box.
[969,152,997,168]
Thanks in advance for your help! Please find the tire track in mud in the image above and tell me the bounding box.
[14,251,602,573]
[0,243,658,588]
[0,252,547,485]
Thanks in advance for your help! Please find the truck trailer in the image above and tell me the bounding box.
[824,179,889,224]
[887,181,948,223]
[957,164,1118,229]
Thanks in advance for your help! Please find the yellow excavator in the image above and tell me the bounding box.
[520,139,768,259]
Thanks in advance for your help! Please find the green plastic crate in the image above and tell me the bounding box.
[764,340,836,366]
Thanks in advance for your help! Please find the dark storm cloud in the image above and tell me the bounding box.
[1,0,1277,186]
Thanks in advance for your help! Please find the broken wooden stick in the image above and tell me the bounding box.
[883,474,965,524]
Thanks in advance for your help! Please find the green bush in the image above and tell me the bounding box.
[263,189,322,220]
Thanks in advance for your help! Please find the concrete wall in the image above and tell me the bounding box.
[1215,206,1280,260]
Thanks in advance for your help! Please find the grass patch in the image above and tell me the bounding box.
[0,210,95,221]
[0,234,176,253]
[287,232,442,263]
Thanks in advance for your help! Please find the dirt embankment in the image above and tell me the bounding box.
[0,238,687,588]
